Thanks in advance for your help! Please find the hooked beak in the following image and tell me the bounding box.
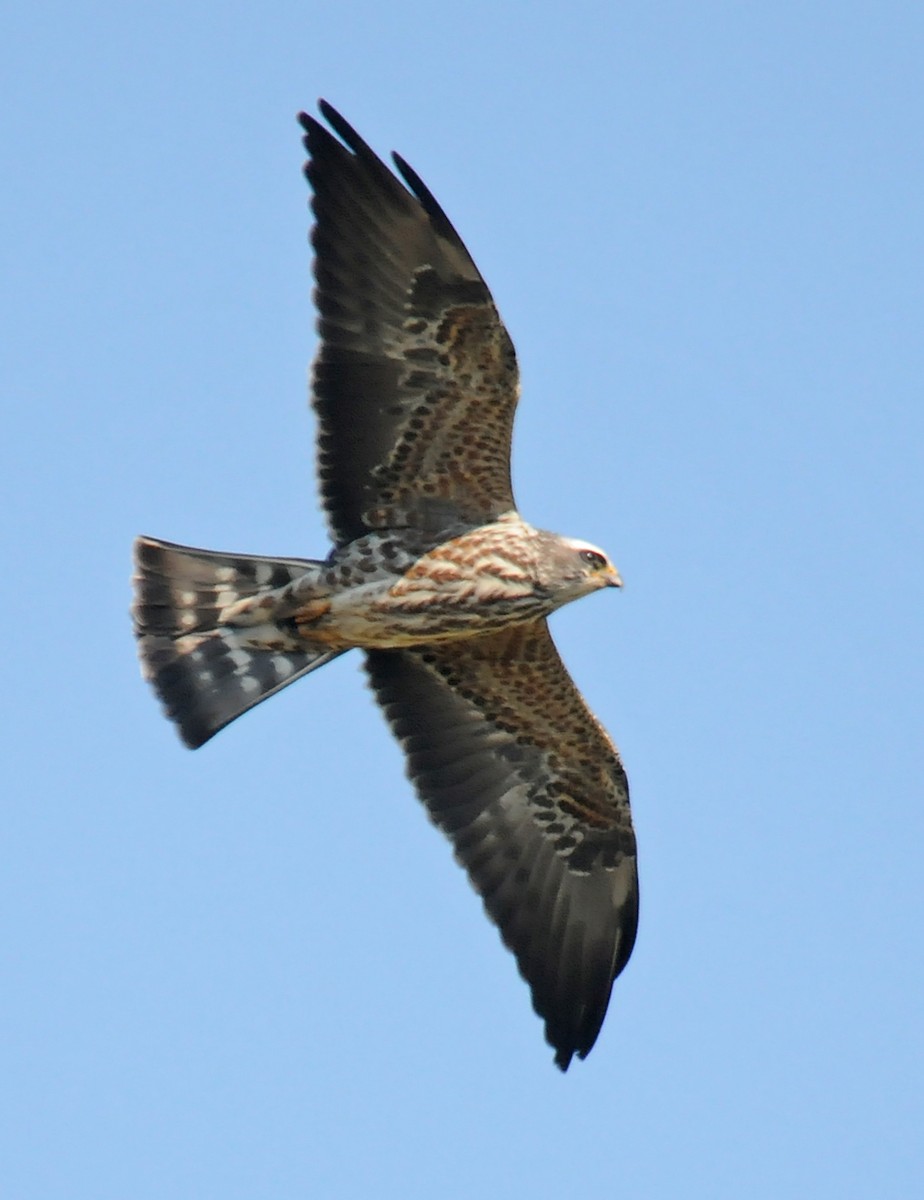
[606,566,624,589]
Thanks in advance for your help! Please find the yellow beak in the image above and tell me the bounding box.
[606,566,624,589]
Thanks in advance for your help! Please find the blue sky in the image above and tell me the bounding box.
[3,2,922,1196]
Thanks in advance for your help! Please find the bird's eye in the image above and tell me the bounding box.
[579,549,608,569]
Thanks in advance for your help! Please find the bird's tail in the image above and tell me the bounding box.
[132,535,345,748]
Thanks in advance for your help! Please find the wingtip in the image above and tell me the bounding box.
[297,98,332,124]
[297,100,340,152]
[313,100,368,157]
[553,1038,597,1071]
[317,97,337,124]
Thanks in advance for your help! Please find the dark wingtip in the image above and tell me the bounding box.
[317,97,339,125]
[299,100,380,183]
[298,99,332,129]
[297,107,322,164]
[314,100,372,159]
[392,150,467,250]
[299,101,470,260]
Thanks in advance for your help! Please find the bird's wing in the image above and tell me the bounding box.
[365,621,638,1069]
[299,102,520,546]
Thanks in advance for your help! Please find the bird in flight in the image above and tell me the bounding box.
[132,101,638,1069]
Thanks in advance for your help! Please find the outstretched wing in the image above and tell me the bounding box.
[299,102,520,546]
[365,621,638,1070]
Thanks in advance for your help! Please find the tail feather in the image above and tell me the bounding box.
[132,536,321,634]
[132,536,344,748]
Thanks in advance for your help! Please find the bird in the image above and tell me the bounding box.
[132,101,638,1070]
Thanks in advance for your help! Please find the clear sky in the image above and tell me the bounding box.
[3,2,922,1197]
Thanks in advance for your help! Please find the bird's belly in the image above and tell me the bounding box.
[308,576,549,648]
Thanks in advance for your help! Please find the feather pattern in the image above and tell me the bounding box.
[132,103,639,1069]
[365,621,637,1068]
[300,104,519,544]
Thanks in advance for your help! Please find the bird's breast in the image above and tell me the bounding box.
[312,544,546,649]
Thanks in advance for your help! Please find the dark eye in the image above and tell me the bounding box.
[580,549,607,569]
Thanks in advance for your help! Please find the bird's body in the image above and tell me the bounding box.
[133,102,639,1069]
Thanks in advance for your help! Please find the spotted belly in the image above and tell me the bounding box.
[295,578,549,648]
[286,518,554,649]
[293,535,550,648]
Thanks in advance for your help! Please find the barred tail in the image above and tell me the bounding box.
[132,535,344,749]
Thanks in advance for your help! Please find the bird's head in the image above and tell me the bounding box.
[538,534,623,605]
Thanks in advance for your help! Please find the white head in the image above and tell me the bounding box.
[537,533,623,606]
